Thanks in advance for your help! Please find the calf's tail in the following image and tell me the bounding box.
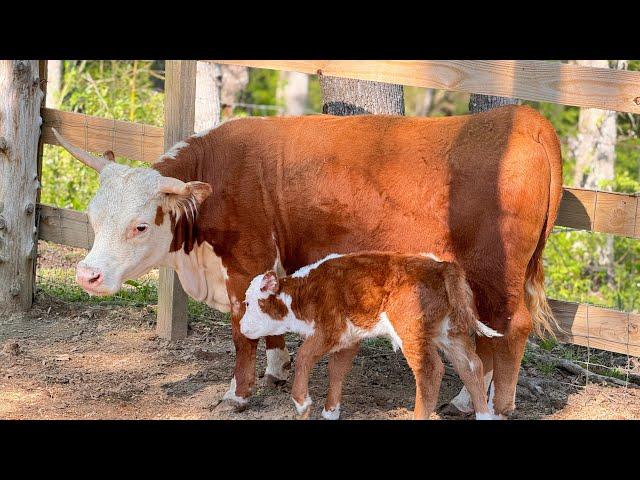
[442,262,502,338]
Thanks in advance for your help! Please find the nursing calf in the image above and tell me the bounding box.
[240,252,502,420]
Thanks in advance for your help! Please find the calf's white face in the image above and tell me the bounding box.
[78,163,211,296]
[240,272,315,339]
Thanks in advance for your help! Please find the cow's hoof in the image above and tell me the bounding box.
[213,397,249,413]
[438,403,473,418]
[264,374,287,389]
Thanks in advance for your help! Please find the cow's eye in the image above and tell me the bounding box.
[136,224,148,233]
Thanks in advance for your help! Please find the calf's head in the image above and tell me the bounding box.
[53,129,212,296]
[241,271,292,339]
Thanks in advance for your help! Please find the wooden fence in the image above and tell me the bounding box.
[34,60,640,356]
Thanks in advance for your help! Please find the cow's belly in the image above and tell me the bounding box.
[170,241,231,312]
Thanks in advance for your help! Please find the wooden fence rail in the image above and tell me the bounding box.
[39,109,640,240]
[210,60,640,114]
[41,108,164,163]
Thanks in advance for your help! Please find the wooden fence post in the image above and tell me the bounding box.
[0,61,44,314]
[156,60,196,340]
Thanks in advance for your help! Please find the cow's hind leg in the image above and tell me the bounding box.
[491,302,531,418]
[264,335,292,387]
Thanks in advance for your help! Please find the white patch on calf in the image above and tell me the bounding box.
[293,395,312,415]
[290,253,343,278]
[265,348,291,381]
[222,376,249,406]
[420,252,442,262]
[322,404,341,420]
[332,312,402,353]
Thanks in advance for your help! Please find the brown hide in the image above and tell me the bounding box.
[153,105,563,330]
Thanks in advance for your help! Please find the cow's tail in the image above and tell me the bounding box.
[525,119,564,339]
[443,262,502,338]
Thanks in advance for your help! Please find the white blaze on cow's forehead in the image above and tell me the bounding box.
[290,253,344,278]
[89,163,164,222]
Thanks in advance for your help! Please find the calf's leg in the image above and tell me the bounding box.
[404,344,444,420]
[441,335,497,420]
[290,335,325,419]
[444,335,494,416]
[323,343,360,420]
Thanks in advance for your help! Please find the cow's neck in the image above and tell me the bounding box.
[163,240,231,313]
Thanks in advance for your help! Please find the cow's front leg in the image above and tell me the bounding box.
[221,312,258,411]
[264,335,291,387]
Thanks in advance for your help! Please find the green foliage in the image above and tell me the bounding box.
[41,60,164,211]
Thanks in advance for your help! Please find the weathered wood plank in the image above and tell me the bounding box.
[37,204,93,249]
[156,60,197,341]
[211,60,640,114]
[550,299,640,357]
[558,187,639,238]
[41,108,164,163]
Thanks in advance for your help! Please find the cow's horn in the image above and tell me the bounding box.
[51,128,109,173]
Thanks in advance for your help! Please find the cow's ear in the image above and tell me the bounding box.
[158,177,212,206]
[103,150,115,162]
[260,271,280,295]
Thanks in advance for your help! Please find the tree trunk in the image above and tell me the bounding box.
[195,61,221,131]
[282,71,309,115]
[0,61,44,313]
[417,88,435,116]
[570,60,625,281]
[469,94,519,113]
[46,60,62,108]
[220,65,249,118]
[320,76,404,115]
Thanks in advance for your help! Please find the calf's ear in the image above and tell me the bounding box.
[260,271,280,294]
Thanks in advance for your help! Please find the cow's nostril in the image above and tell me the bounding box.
[88,272,102,284]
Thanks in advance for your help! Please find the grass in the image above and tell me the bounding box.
[37,267,228,323]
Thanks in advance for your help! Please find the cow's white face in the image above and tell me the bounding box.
[77,163,211,296]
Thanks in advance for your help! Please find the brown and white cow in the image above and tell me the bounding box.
[53,104,563,417]
[240,251,503,420]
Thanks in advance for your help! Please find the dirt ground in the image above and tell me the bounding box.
[2,294,640,420]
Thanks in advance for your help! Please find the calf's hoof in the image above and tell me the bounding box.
[438,403,473,418]
[295,408,311,420]
[321,405,340,420]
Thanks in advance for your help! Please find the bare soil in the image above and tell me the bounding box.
[2,294,640,420]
